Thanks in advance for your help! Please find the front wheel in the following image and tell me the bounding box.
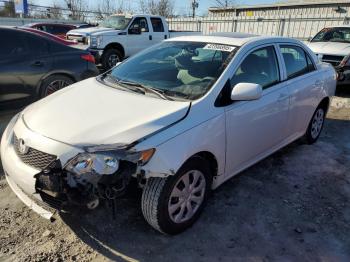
[305,105,326,144]
[101,48,122,70]
[141,156,212,235]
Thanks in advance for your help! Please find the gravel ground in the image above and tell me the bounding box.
[0,87,350,262]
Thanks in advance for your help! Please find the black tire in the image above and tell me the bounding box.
[40,75,74,98]
[101,48,123,70]
[305,104,326,144]
[141,156,212,235]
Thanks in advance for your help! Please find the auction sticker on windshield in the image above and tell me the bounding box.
[203,44,236,52]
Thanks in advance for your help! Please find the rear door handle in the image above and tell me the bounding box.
[32,61,43,67]
[149,35,152,40]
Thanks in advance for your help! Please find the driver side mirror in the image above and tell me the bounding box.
[128,27,141,35]
[231,83,262,101]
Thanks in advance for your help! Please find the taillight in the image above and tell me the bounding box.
[81,54,95,64]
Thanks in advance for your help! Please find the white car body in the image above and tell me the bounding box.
[1,35,336,231]
[307,25,350,85]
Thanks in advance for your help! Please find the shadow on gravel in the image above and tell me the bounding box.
[60,118,350,262]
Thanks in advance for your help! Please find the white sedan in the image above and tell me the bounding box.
[1,34,336,234]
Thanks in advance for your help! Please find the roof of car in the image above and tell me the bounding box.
[167,33,299,47]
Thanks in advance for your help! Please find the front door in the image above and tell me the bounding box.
[225,45,290,176]
[127,17,152,56]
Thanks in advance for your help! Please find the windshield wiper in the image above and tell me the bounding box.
[118,80,174,101]
[100,75,145,94]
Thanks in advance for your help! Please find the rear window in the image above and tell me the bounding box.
[151,18,164,32]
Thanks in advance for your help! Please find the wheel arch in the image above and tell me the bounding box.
[319,96,330,113]
[37,72,76,98]
[104,42,125,58]
[190,151,219,178]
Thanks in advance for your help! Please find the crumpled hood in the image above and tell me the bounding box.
[67,27,118,36]
[307,41,350,56]
[22,78,190,146]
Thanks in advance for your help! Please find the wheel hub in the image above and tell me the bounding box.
[168,170,206,224]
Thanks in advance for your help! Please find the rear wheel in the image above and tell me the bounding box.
[305,105,326,144]
[141,156,212,235]
[40,75,74,98]
[101,48,123,70]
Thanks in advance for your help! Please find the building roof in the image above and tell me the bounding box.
[209,0,350,12]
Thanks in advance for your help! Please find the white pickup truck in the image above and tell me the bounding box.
[67,14,201,70]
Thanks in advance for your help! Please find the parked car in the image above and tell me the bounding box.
[307,26,350,85]
[1,34,336,234]
[0,27,99,110]
[67,14,201,70]
[23,23,76,39]
[18,27,78,46]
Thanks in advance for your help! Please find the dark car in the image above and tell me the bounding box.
[18,27,78,46]
[23,23,76,39]
[0,27,99,110]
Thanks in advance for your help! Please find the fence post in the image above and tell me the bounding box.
[231,17,235,32]
[197,20,202,32]
[278,18,286,36]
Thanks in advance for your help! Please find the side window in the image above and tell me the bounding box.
[26,34,49,55]
[129,17,149,32]
[0,30,27,57]
[151,18,164,32]
[280,45,309,79]
[231,46,280,89]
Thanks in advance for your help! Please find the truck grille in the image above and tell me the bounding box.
[321,55,344,66]
[13,134,57,170]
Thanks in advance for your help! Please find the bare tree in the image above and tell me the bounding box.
[49,2,63,19]
[0,1,15,17]
[96,0,129,19]
[139,0,174,17]
[213,0,236,8]
[64,0,88,20]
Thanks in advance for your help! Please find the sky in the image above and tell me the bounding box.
[34,0,279,16]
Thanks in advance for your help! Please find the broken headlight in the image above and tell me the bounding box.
[65,153,120,176]
[65,148,155,176]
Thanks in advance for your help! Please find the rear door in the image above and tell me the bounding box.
[0,30,52,110]
[127,17,152,56]
[224,45,290,176]
[150,17,167,43]
[278,44,321,137]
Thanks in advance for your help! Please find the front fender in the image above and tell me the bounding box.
[139,114,226,188]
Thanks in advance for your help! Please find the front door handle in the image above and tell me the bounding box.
[149,35,152,40]
[277,93,289,102]
[32,61,43,67]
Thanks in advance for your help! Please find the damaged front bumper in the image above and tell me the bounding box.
[1,114,139,220]
[335,65,350,86]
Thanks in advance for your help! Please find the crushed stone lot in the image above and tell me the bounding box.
[0,88,350,262]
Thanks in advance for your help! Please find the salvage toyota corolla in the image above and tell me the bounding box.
[1,34,336,234]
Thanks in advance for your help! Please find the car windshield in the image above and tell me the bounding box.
[311,27,350,43]
[99,15,131,30]
[101,41,236,101]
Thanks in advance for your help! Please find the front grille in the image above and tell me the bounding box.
[13,134,57,170]
[322,55,345,66]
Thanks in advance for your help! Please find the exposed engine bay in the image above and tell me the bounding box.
[32,147,151,215]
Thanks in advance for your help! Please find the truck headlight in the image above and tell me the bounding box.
[90,35,102,48]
